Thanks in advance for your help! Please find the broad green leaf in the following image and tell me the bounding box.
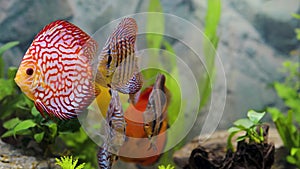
[287,155,297,164]
[228,127,240,133]
[47,122,58,139]
[274,82,297,100]
[0,41,19,78]
[31,106,40,117]
[292,13,300,19]
[267,107,282,121]
[233,118,254,129]
[0,41,19,56]
[7,67,18,80]
[1,130,14,138]
[286,99,300,113]
[291,148,300,156]
[247,110,265,124]
[34,132,44,143]
[3,117,21,129]
[0,79,15,100]
[13,119,36,133]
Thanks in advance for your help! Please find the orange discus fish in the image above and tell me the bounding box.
[119,74,170,166]
[15,20,99,119]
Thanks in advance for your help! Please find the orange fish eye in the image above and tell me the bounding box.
[26,68,34,76]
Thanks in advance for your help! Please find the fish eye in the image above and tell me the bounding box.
[26,68,34,76]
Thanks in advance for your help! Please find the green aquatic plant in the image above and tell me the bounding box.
[292,13,300,40]
[200,0,221,109]
[55,156,86,169]
[0,41,19,78]
[158,164,175,169]
[268,61,300,167]
[227,110,266,151]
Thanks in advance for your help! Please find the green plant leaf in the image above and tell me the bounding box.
[0,41,19,78]
[31,106,40,117]
[147,0,164,50]
[291,148,300,156]
[13,119,36,133]
[274,82,297,100]
[233,118,254,129]
[267,107,283,121]
[1,130,14,138]
[48,122,58,139]
[236,135,247,142]
[34,132,44,143]
[247,110,265,123]
[292,13,300,19]
[3,117,21,129]
[228,127,240,133]
[7,67,18,80]
[0,79,15,101]
[0,41,19,56]
[287,155,297,164]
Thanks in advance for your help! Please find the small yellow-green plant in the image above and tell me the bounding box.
[227,110,266,151]
[55,156,85,169]
[158,164,175,169]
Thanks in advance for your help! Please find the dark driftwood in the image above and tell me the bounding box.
[174,126,297,169]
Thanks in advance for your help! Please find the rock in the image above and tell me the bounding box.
[67,0,140,34]
[0,140,58,169]
[0,0,73,68]
[216,1,286,128]
[228,0,300,53]
[0,0,73,47]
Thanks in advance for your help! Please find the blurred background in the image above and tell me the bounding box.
[0,0,299,168]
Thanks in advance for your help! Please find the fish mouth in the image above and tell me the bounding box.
[14,71,35,100]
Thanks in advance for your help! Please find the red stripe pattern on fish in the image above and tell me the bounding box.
[14,20,99,119]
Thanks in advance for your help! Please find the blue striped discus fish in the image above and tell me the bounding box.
[97,143,117,169]
[97,18,143,100]
[105,89,126,152]
[143,74,169,150]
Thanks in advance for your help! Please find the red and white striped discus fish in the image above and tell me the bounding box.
[14,20,99,119]
[97,18,143,98]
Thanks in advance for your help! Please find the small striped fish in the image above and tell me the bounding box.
[105,89,126,152]
[118,78,169,166]
[97,143,117,169]
[97,18,143,100]
[14,20,99,119]
[143,74,169,150]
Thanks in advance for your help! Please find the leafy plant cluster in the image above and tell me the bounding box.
[267,61,300,167]
[0,42,98,168]
[227,110,266,151]
[56,156,86,169]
